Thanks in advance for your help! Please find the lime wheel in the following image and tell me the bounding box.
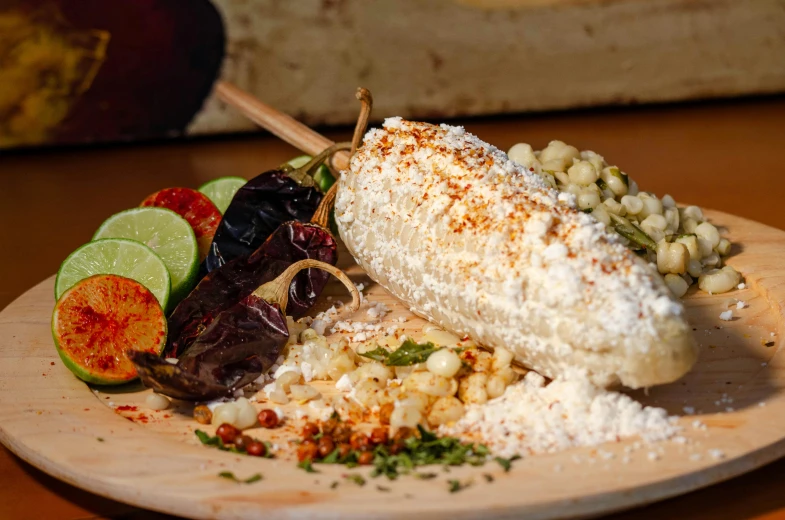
[141,187,222,261]
[52,274,167,385]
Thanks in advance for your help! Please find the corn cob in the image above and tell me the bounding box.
[335,118,697,389]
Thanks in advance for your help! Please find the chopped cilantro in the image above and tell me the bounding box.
[386,340,440,366]
[298,459,319,473]
[448,479,470,493]
[494,455,521,472]
[218,471,263,484]
[358,346,390,363]
[344,474,366,486]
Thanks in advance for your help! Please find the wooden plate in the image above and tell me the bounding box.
[1,209,783,520]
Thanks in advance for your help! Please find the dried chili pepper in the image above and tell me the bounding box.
[164,93,371,359]
[129,259,361,400]
[205,144,348,273]
[165,220,338,357]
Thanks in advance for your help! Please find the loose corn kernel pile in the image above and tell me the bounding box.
[262,321,519,432]
[508,141,741,296]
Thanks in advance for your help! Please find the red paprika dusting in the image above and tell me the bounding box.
[116,405,138,412]
[54,275,166,383]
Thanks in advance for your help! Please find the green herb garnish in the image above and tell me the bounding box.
[310,425,516,484]
[386,340,440,366]
[97,437,104,442]
[321,448,341,464]
[494,455,521,472]
[483,474,494,483]
[448,479,470,493]
[377,485,391,492]
[344,474,366,486]
[330,481,340,489]
[609,213,657,250]
[218,471,263,484]
[595,177,609,192]
[358,346,390,363]
[360,340,441,366]
[262,441,275,458]
[195,429,243,454]
[298,459,319,473]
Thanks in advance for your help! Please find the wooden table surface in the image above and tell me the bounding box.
[1,96,784,519]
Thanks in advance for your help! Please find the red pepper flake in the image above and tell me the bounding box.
[50,362,55,366]
[116,405,138,412]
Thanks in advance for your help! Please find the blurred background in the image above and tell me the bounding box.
[2,0,784,149]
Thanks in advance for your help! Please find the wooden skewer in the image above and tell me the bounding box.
[215,81,350,170]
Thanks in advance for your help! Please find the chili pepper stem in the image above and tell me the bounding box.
[315,89,374,227]
[287,142,352,187]
[311,183,338,228]
[252,260,361,314]
[350,88,374,155]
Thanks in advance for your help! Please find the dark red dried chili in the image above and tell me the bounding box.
[204,143,350,272]
[166,144,350,358]
[165,221,337,358]
[129,259,360,401]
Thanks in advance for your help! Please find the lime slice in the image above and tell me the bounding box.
[53,274,167,385]
[56,238,171,311]
[286,155,335,193]
[286,155,312,169]
[93,207,198,305]
[198,177,246,214]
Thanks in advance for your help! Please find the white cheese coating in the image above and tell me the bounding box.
[441,373,680,458]
[336,118,697,388]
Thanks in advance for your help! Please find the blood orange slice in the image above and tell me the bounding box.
[52,274,167,385]
[141,187,222,261]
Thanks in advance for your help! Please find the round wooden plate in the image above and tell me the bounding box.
[0,209,783,520]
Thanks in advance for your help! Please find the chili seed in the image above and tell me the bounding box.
[193,405,213,425]
[350,432,372,452]
[331,422,352,443]
[297,439,318,462]
[257,409,279,428]
[317,436,335,458]
[301,422,320,439]
[369,427,388,445]
[392,426,413,443]
[358,451,374,465]
[321,418,338,435]
[378,403,394,425]
[215,423,241,444]
[234,434,254,451]
[337,443,352,458]
[246,441,266,457]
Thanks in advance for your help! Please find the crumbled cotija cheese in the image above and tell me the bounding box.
[441,372,680,458]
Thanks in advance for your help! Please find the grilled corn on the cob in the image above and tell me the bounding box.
[335,118,697,389]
